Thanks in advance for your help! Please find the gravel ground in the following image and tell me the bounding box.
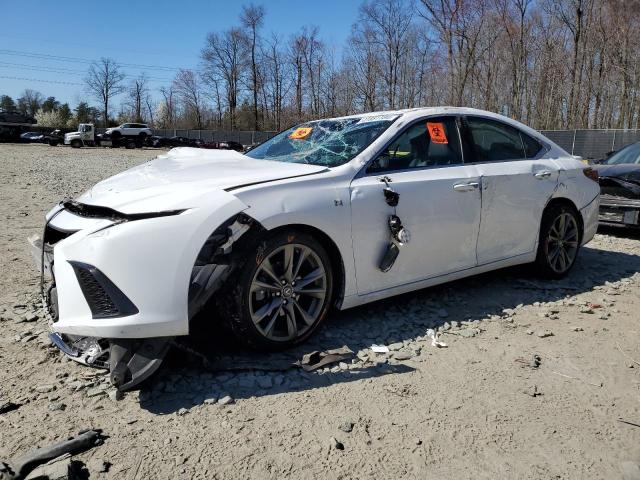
[1,143,640,479]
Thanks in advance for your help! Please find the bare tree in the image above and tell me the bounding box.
[173,69,204,129]
[84,58,126,127]
[17,89,44,117]
[241,3,266,130]
[202,28,245,129]
[128,74,149,123]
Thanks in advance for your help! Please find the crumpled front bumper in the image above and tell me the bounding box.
[32,191,246,340]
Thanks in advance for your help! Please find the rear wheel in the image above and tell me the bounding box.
[218,231,334,350]
[535,204,581,278]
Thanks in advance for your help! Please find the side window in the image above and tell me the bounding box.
[467,117,525,162]
[121,124,130,128]
[521,132,543,158]
[368,117,462,173]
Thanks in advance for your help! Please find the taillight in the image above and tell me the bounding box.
[583,167,599,182]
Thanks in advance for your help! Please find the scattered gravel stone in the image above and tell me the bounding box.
[48,402,66,411]
[523,385,542,397]
[22,311,38,322]
[571,326,584,332]
[537,330,554,338]
[338,421,354,433]
[393,352,413,361]
[204,396,218,405]
[457,328,479,338]
[86,387,107,398]
[108,389,124,402]
[218,395,234,406]
[177,407,189,416]
[35,384,56,393]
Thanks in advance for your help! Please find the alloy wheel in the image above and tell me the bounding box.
[249,243,327,342]
[545,212,579,274]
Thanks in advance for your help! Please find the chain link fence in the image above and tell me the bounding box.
[540,129,640,160]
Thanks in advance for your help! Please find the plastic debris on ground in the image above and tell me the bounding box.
[426,329,447,348]
[371,345,390,354]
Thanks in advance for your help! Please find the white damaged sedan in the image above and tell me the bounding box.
[32,107,600,389]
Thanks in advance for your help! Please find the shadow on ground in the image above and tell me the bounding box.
[140,242,640,414]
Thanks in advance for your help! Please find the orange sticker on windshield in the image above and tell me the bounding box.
[427,122,448,144]
[289,127,312,140]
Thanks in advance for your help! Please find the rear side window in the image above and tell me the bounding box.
[521,132,543,158]
[368,117,462,172]
[467,117,525,162]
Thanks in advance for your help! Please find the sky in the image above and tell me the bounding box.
[0,0,361,108]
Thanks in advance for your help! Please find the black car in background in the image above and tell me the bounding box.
[593,142,640,227]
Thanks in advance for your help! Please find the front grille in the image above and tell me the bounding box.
[69,261,138,319]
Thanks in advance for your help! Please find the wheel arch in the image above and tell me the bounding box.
[543,196,584,241]
[265,223,346,309]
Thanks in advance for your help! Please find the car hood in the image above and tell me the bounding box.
[77,147,328,214]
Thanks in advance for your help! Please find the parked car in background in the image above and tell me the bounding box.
[31,107,599,391]
[592,141,640,227]
[105,123,153,140]
[199,140,244,152]
[44,129,71,146]
[20,131,45,143]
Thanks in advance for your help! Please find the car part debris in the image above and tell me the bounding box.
[378,176,410,272]
[0,398,20,415]
[426,329,447,348]
[109,338,172,391]
[295,346,353,372]
[0,429,104,480]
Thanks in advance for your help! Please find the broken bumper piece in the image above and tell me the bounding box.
[48,333,172,391]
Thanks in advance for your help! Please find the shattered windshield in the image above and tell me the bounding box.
[245,115,398,167]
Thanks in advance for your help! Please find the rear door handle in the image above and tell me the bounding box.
[453,182,479,192]
[534,170,552,179]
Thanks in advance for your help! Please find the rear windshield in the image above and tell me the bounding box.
[245,115,398,167]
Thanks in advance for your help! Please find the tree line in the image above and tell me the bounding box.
[3,0,639,132]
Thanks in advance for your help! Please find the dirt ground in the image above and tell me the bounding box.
[1,143,639,480]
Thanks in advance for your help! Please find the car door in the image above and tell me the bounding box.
[463,116,560,264]
[350,116,482,295]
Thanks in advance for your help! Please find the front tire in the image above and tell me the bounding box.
[535,204,581,278]
[218,231,334,351]
[70,139,82,148]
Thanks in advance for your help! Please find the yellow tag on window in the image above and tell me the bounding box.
[289,127,312,140]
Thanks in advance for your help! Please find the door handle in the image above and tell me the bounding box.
[534,170,552,179]
[453,182,479,192]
